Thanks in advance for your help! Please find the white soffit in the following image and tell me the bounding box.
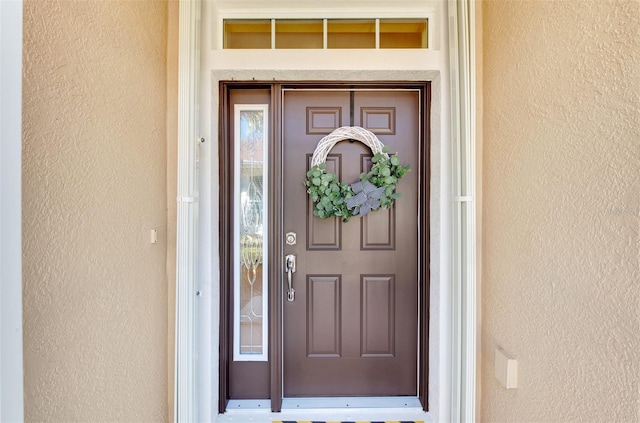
[211,0,438,24]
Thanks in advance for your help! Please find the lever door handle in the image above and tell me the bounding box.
[285,254,296,302]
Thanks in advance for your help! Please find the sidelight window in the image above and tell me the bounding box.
[233,104,269,361]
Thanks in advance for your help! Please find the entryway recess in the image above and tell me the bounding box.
[218,82,430,413]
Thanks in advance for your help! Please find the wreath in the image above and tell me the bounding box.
[303,126,410,222]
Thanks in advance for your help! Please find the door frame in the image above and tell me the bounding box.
[175,1,479,422]
[218,82,431,412]
[0,1,25,421]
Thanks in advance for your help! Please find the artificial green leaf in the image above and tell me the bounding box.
[385,186,394,197]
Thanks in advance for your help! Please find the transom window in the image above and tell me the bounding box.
[223,18,429,49]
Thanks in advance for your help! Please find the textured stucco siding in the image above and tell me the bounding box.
[482,1,640,422]
[22,0,169,421]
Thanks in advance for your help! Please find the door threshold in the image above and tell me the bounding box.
[227,399,272,410]
[282,396,422,409]
[227,397,422,411]
[219,400,430,423]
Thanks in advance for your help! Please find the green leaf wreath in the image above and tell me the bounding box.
[304,146,410,222]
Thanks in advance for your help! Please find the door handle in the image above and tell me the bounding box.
[285,254,296,302]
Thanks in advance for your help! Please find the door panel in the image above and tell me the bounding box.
[306,156,342,251]
[282,90,420,397]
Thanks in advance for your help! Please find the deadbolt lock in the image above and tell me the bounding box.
[285,232,297,245]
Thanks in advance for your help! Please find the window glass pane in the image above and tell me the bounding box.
[380,19,428,49]
[224,20,271,49]
[275,19,323,49]
[234,105,269,361]
[327,19,375,49]
[223,18,428,50]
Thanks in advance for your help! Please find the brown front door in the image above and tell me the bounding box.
[282,89,421,397]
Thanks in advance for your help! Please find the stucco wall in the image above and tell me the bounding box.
[482,1,639,422]
[22,0,169,421]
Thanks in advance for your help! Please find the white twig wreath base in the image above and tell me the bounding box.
[303,126,410,222]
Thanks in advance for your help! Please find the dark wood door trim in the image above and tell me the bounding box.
[419,82,431,411]
[218,81,430,413]
[269,84,284,412]
[218,82,278,412]
[218,82,231,414]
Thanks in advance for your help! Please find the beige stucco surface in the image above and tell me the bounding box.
[482,1,640,422]
[22,0,169,421]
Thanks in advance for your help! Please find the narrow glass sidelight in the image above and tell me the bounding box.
[233,104,269,361]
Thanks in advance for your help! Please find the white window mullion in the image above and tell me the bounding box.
[271,19,276,49]
[323,18,327,49]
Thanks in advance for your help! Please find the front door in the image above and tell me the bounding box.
[282,89,421,397]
